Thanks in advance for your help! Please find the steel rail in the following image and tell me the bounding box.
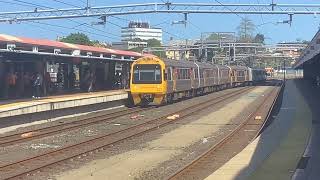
[0,87,254,180]
[168,85,281,180]
[0,107,153,147]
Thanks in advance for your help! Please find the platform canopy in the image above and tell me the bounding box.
[294,29,320,69]
[0,33,144,61]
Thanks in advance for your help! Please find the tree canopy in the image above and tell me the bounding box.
[59,32,109,48]
[207,33,220,41]
[237,17,256,42]
[129,38,164,57]
[59,32,93,46]
[147,38,161,47]
[254,33,265,44]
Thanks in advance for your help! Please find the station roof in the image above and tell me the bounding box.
[0,33,143,59]
[294,29,320,69]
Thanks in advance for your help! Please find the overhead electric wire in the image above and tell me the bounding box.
[213,0,246,20]
[25,22,68,36]
[257,0,265,24]
[0,0,35,8]
[49,0,123,37]
[11,0,53,9]
[189,21,202,33]
[10,0,122,40]
[50,0,79,8]
[10,0,186,41]
[110,15,185,40]
[31,21,118,40]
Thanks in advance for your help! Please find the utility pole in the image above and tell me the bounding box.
[283,59,286,83]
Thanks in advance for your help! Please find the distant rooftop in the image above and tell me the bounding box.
[128,21,150,28]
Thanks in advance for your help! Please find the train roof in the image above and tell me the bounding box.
[162,59,197,68]
[162,59,235,70]
[229,66,248,70]
[195,62,216,69]
[251,68,266,71]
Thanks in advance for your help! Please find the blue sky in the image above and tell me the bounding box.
[0,0,319,44]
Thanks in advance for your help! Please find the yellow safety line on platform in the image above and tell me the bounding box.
[0,90,128,110]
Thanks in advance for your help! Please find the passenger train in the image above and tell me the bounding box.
[130,56,266,106]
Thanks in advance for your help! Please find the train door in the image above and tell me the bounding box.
[233,70,237,83]
[190,68,194,88]
[165,66,173,93]
[172,67,177,91]
[202,69,205,87]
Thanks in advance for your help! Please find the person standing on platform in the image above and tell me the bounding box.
[44,71,52,96]
[114,72,121,89]
[33,72,43,99]
[69,71,76,91]
[122,73,128,89]
[88,72,95,93]
[7,71,17,98]
[82,70,90,92]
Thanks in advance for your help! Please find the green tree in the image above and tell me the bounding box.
[302,40,310,44]
[130,47,144,53]
[146,39,164,58]
[206,33,220,41]
[237,17,255,42]
[147,38,161,47]
[59,32,93,46]
[254,33,265,44]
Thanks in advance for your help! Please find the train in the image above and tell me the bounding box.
[130,56,266,106]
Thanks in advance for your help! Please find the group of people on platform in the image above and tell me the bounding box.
[2,68,129,100]
[3,71,50,99]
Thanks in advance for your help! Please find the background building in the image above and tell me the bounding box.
[121,21,162,42]
[112,41,148,50]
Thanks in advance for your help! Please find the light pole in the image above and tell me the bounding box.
[283,59,286,82]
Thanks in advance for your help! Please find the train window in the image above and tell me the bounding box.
[132,64,162,84]
[182,69,185,79]
[200,69,204,78]
[194,69,199,79]
[177,68,191,80]
[186,69,190,79]
[167,68,172,81]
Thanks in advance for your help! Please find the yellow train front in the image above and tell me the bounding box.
[130,57,167,106]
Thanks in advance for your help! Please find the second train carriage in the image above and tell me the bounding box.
[130,56,265,106]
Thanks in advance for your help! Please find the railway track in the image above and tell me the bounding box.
[0,87,255,180]
[0,106,153,147]
[168,84,282,180]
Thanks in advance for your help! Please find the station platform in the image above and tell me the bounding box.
[0,90,128,127]
[205,79,320,180]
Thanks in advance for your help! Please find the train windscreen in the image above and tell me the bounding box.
[133,64,162,84]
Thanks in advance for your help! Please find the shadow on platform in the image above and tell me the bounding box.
[206,79,320,180]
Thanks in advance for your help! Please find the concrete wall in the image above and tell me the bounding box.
[0,62,4,98]
[303,56,320,80]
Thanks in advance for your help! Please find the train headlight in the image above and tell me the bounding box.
[157,85,161,91]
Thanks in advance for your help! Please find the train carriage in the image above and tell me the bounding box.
[251,68,267,83]
[229,66,249,86]
[217,65,232,87]
[130,56,266,106]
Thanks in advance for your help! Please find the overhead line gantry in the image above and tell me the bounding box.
[1,2,320,23]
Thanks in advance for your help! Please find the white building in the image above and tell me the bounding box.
[112,41,148,50]
[121,21,162,43]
